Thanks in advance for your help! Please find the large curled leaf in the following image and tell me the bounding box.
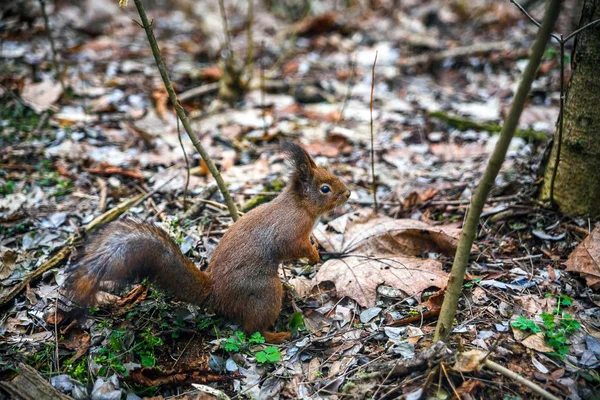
[312,210,463,307]
[314,255,448,307]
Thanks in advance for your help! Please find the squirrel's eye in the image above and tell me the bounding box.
[320,185,331,194]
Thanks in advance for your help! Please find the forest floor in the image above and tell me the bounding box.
[1,0,599,399]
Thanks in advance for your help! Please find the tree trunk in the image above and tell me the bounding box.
[541,0,600,217]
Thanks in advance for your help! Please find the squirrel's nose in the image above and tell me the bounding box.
[344,189,351,199]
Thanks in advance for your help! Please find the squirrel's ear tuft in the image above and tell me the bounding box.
[282,141,316,172]
[282,141,316,187]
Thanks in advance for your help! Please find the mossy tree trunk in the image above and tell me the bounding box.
[541,0,600,216]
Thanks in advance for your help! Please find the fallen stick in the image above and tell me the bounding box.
[399,41,527,68]
[0,194,143,307]
[0,363,71,400]
[484,359,561,400]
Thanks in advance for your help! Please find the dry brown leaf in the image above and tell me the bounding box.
[453,350,486,372]
[314,255,447,307]
[313,210,464,256]
[295,12,340,36]
[454,379,483,397]
[429,143,486,161]
[20,79,63,113]
[152,88,169,121]
[312,211,459,306]
[520,332,554,353]
[116,284,149,306]
[199,66,222,82]
[84,162,144,180]
[288,276,313,298]
[0,250,18,280]
[61,328,90,361]
[565,227,600,289]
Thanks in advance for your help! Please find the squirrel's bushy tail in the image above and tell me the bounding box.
[64,218,210,307]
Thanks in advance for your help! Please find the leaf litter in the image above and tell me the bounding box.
[0,0,598,399]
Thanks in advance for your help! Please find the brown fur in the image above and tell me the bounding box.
[65,142,349,343]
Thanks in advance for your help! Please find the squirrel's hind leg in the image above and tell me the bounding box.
[241,280,291,343]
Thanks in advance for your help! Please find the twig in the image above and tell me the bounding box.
[260,40,268,137]
[171,333,195,369]
[433,0,561,342]
[176,116,190,210]
[564,18,600,42]
[484,359,561,400]
[190,384,231,400]
[217,0,232,54]
[54,290,60,373]
[399,41,522,69]
[0,194,144,307]
[178,82,220,102]
[245,0,254,69]
[337,54,357,123]
[181,182,218,220]
[369,51,378,213]
[131,0,239,221]
[509,0,561,41]
[38,0,64,90]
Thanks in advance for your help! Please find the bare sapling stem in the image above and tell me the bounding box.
[38,0,64,90]
[433,0,561,342]
[132,0,239,221]
[370,51,378,213]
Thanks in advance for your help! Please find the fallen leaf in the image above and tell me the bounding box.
[84,162,144,180]
[116,284,149,306]
[312,211,460,306]
[20,79,63,113]
[152,87,169,121]
[453,350,486,372]
[61,328,90,361]
[0,250,18,280]
[288,276,313,298]
[454,379,483,396]
[520,332,554,353]
[565,226,600,289]
[199,66,222,81]
[295,12,340,37]
[313,210,464,256]
[314,255,447,307]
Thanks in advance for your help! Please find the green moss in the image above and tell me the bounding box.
[428,111,548,141]
[241,178,284,212]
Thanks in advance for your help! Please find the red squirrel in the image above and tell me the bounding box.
[65,142,350,343]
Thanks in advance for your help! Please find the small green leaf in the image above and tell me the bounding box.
[289,312,305,332]
[235,331,247,343]
[249,332,265,344]
[140,354,155,367]
[511,316,541,333]
[255,346,281,364]
[255,351,268,363]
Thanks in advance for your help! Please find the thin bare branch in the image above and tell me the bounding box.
[564,18,600,42]
[369,51,378,213]
[132,0,239,221]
